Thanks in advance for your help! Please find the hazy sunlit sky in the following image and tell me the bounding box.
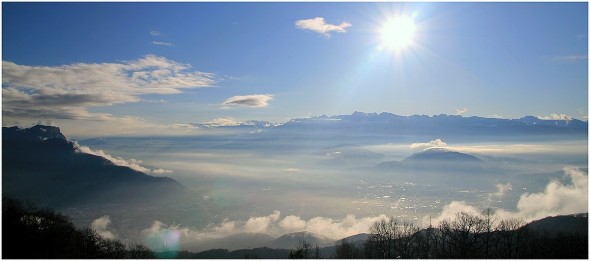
[2,2,588,136]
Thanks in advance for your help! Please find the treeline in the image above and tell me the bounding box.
[332,210,587,259]
[2,196,154,259]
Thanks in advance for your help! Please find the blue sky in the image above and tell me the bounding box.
[2,2,588,136]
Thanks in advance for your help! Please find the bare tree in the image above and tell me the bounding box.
[364,217,420,258]
[438,212,487,258]
[335,238,362,259]
[481,208,496,258]
[288,240,312,259]
[496,218,525,258]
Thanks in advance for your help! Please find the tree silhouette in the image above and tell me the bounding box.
[335,238,363,258]
[2,196,154,259]
[364,217,420,258]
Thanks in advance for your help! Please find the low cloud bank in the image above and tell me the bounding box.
[425,167,588,226]
[141,211,388,251]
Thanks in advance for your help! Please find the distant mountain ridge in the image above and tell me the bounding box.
[194,112,587,129]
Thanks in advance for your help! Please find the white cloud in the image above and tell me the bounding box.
[424,167,588,226]
[152,41,174,46]
[538,113,573,121]
[74,142,173,174]
[409,139,448,150]
[295,17,351,37]
[92,215,116,239]
[150,30,160,36]
[2,55,215,122]
[490,182,513,198]
[141,211,388,251]
[222,94,273,108]
[455,107,469,115]
[279,215,307,232]
[512,167,587,221]
[244,211,281,233]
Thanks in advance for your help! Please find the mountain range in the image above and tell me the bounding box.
[183,112,587,147]
[194,112,587,130]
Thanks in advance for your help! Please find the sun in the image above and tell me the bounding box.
[380,15,416,50]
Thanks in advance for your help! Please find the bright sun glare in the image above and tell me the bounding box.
[380,15,416,50]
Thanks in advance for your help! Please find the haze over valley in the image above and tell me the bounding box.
[2,2,587,258]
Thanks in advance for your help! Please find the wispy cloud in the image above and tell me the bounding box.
[487,114,504,119]
[203,118,241,127]
[409,139,448,150]
[2,55,214,122]
[74,142,173,174]
[152,41,174,46]
[150,30,160,36]
[455,107,469,115]
[222,94,273,108]
[295,17,351,37]
[551,55,588,63]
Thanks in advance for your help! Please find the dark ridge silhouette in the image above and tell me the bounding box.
[174,213,587,259]
[265,231,335,249]
[3,125,187,208]
[2,196,154,259]
[524,213,588,236]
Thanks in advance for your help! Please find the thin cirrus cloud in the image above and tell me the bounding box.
[222,94,273,108]
[2,55,215,121]
[551,55,588,63]
[295,17,351,37]
[152,41,175,46]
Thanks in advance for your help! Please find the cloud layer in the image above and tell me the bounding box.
[222,94,273,108]
[141,211,388,251]
[295,17,351,37]
[3,55,214,121]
